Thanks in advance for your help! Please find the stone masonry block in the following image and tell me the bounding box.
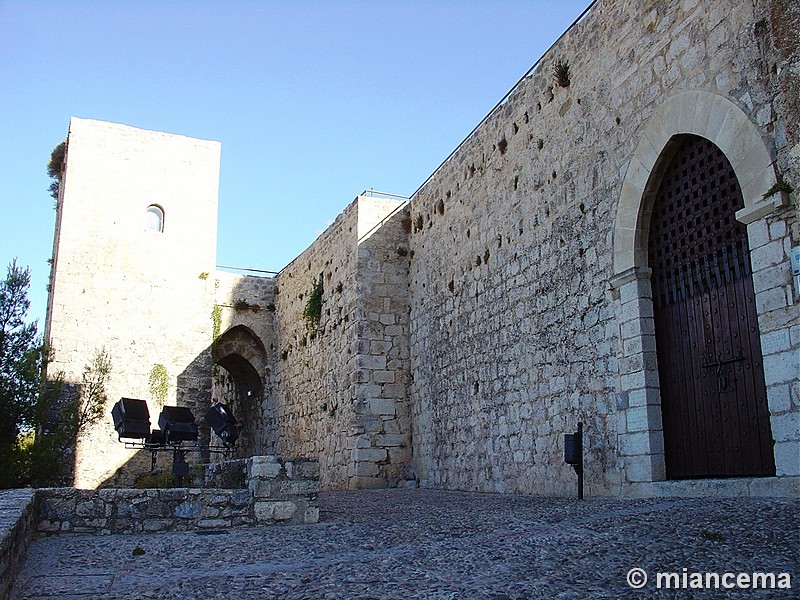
[373,370,396,384]
[620,297,654,323]
[375,434,407,447]
[750,240,786,272]
[279,480,319,495]
[388,446,412,465]
[382,383,406,398]
[254,501,297,522]
[760,329,791,356]
[627,387,661,407]
[763,349,799,386]
[368,398,396,415]
[357,355,387,370]
[770,412,799,443]
[250,480,277,499]
[625,405,662,433]
[620,369,660,391]
[753,264,789,294]
[250,461,282,479]
[767,384,792,414]
[355,461,380,477]
[295,460,321,480]
[774,442,800,477]
[304,506,320,523]
[349,476,387,489]
[756,287,788,313]
[625,453,665,483]
[746,219,770,250]
[619,430,664,457]
[355,447,388,462]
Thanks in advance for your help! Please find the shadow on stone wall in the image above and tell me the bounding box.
[96,274,279,488]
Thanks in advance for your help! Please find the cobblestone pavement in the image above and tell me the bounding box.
[11,489,799,599]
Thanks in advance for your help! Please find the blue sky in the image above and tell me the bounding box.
[0,0,592,327]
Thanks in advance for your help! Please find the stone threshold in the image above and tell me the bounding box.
[624,476,799,498]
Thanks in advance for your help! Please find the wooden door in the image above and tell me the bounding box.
[649,135,775,479]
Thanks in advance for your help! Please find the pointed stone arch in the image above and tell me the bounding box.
[213,325,268,395]
[212,325,270,455]
[611,91,785,489]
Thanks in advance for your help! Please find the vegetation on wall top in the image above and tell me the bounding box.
[47,141,67,204]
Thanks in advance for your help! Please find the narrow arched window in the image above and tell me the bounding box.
[145,205,164,233]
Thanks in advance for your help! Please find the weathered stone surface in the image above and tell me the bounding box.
[255,501,297,522]
[45,0,798,497]
[32,456,319,535]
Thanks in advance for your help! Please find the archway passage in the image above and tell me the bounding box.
[212,325,270,456]
[648,135,775,479]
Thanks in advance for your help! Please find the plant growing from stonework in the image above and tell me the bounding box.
[303,277,324,335]
[233,299,260,312]
[211,304,222,376]
[762,177,794,199]
[47,141,67,206]
[148,364,169,406]
[211,304,222,346]
[553,58,571,88]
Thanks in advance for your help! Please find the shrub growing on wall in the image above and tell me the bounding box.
[304,277,324,335]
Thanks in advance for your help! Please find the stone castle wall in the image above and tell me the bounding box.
[46,0,798,496]
[270,200,361,488]
[405,0,798,495]
[45,118,221,488]
[269,196,412,489]
[352,201,413,487]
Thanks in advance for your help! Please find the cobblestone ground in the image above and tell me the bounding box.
[11,489,799,599]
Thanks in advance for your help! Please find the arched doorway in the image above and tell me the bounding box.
[212,325,272,457]
[611,90,787,485]
[648,135,775,479]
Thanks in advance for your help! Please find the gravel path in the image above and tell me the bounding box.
[11,489,798,599]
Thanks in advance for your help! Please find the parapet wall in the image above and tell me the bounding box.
[0,490,36,600]
[35,456,319,535]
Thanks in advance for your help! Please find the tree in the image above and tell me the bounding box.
[0,260,47,486]
[47,141,67,202]
[0,259,112,488]
[0,261,42,443]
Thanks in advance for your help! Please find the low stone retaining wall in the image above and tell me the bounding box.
[0,489,37,599]
[37,456,319,535]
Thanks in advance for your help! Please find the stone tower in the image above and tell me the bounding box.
[45,117,221,488]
